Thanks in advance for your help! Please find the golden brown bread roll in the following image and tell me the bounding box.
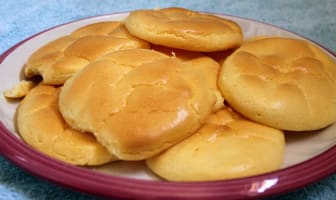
[17,84,116,165]
[124,7,242,52]
[59,49,217,160]
[146,107,285,181]
[218,37,336,131]
[25,22,150,85]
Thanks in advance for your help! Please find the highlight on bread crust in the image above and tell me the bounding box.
[17,84,117,166]
[125,7,243,52]
[218,37,336,131]
[59,48,217,160]
[24,22,150,85]
[146,107,285,181]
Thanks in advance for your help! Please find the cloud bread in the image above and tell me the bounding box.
[25,22,150,85]
[59,49,217,160]
[17,84,116,166]
[218,37,336,131]
[124,7,242,52]
[146,107,285,181]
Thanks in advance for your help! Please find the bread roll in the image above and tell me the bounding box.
[146,107,285,181]
[125,7,242,52]
[17,84,116,165]
[25,22,150,85]
[59,49,217,160]
[218,37,336,131]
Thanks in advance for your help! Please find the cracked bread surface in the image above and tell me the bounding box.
[219,37,336,131]
[146,107,285,181]
[17,84,116,166]
[124,7,242,52]
[24,22,150,85]
[59,49,217,160]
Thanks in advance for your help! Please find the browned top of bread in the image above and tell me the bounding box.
[17,84,116,165]
[25,22,150,85]
[219,37,336,131]
[59,48,217,160]
[146,107,285,181]
[125,7,242,52]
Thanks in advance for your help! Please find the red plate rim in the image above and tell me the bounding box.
[0,11,335,200]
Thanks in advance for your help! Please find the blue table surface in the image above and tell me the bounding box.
[0,0,335,199]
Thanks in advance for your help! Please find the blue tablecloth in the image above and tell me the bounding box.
[0,0,335,199]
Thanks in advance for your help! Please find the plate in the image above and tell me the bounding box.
[0,12,336,200]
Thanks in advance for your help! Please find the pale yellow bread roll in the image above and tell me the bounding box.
[59,49,217,160]
[25,22,150,85]
[219,37,336,131]
[146,107,285,181]
[17,84,116,166]
[124,7,242,52]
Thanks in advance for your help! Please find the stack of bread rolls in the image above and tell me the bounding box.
[4,7,336,181]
